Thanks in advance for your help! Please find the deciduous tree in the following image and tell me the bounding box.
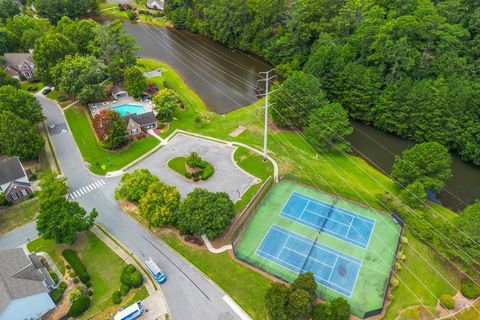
[0,0,19,22]
[153,88,179,122]
[0,85,44,124]
[139,181,180,227]
[0,111,44,160]
[265,283,289,320]
[176,188,234,239]
[115,169,159,202]
[124,67,147,98]
[91,109,127,149]
[51,55,105,102]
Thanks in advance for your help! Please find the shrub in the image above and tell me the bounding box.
[112,290,122,304]
[68,295,91,317]
[59,281,67,290]
[439,294,455,309]
[69,288,82,302]
[87,289,93,296]
[69,271,76,278]
[66,265,71,270]
[27,85,37,91]
[119,283,130,296]
[0,193,8,206]
[57,93,69,102]
[127,10,138,21]
[62,249,90,284]
[120,264,143,288]
[50,287,64,303]
[200,163,214,180]
[390,277,399,288]
[73,277,79,284]
[461,278,480,299]
[48,270,59,284]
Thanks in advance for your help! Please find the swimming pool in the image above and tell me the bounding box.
[111,104,146,116]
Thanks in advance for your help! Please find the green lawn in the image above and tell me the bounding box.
[383,229,459,320]
[0,198,39,235]
[20,81,45,93]
[159,232,271,320]
[167,156,187,176]
[64,104,160,175]
[100,2,168,27]
[27,232,148,319]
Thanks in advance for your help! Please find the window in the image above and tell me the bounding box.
[10,193,18,201]
[131,128,138,134]
[20,189,28,197]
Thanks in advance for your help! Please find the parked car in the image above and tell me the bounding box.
[41,87,52,95]
[144,257,167,284]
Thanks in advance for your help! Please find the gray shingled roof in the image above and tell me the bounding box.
[0,249,50,313]
[3,53,33,67]
[124,111,157,126]
[0,157,26,185]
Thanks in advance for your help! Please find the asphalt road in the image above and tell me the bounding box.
[0,95,243,320]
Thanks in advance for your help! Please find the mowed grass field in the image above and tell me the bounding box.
[64,104,160,175]
[27,232,148,319]
[135,58,461,319]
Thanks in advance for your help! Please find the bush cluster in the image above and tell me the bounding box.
[460,279,480,299]
[68,295,91,317]
[50,286,65,303]
[62,249,90,284]
[185,152,214,181]
[439,294,455,310]
[112,290,122,304]
[120,264,144,289]
[49,270,59,284]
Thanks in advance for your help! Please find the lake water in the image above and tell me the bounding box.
[123,21,480,212]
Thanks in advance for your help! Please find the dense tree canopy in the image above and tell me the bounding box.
[165,0,480,166]
[176,188,234,239]
[4,15,52,51]
[124,67,147,98]
[91,109,127,149]
[0,111,44,160]
[139,181,180,227]
[33,32,76,82]
[0,0,19,22]
[392,142,452,193]
[51,54,105,102]
[305,103,352,152]
[91,20,138,82]
[37,174,97,245]
[270,71,327,129]
[0,86,43,124]
[153,88,179,122]
[34,0,98,23]
[115,169,160,202]
[0,69,19,87]
[56,17,97,55]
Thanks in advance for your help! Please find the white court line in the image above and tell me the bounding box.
[223,295,251,320]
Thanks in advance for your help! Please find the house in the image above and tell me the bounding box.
[146,0,164,10]
[124,111,157,137]
[111,83,129,100]
[0,157,32,203]
[3,53,36,80]
[0,248,56,320]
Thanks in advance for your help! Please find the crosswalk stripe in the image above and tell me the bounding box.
[89,183,96,189]
[94,181,102,188]
[81,187,88,193]
[69,193,75,199]
[78,189,84,195]
[99,179,105,185]
[86,185,92,192]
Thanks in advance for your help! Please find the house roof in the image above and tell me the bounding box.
[111,83,127,95]
[147,0,164,10]
[3,53,33,67]
[0,157,26,186]
[0,249,51,313]
[124,111,157,126]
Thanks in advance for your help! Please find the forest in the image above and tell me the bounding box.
[165,0,480,166]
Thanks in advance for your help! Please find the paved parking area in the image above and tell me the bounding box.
[131,134,258,202]
[142,291,169,320]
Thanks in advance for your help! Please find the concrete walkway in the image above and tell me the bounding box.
[201,235,232,254]
[147,129,165,142]
[36,251,62,285]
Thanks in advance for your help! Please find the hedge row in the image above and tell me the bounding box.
[62,249,90,284]
[461,279,480,299]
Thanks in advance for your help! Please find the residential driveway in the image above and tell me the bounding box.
[131,134,258,201]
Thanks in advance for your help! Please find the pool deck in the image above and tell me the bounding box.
[89,97,154,116]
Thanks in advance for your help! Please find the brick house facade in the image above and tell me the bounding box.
[0,157,32,203]
[3,53,36,80]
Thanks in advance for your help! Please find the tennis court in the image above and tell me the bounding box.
[257,225,361,297]
[281,192,375,248]
[234,181,402,318]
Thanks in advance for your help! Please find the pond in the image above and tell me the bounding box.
[123,21,480,212]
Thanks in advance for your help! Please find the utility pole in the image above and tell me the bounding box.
[257,69,276,161]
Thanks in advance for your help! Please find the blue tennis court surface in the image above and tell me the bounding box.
[281,192,375,248]
[257,225,362,297]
